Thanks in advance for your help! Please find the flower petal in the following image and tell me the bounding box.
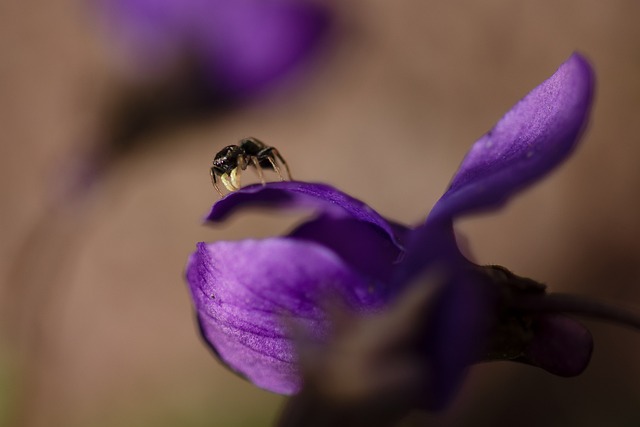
[95,0,194,73]
[289,215,405,285]
[428,53,595,224]
[186,238,383,394]
[391,221,464,294]
[517,314,593,377]
[419,267,498,410]
[196,0,332,98]
[96,0,331,98]
[390,222,497,409]
[207,181,403,249]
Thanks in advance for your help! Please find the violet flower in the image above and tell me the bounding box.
[96,0,332,99]
[186,53,596,409]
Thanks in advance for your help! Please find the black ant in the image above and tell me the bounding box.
[210,137,292,196]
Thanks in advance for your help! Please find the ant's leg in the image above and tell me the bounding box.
[258,148,287,181]
[272,148,292,180]
[267,156,285,181]
[211,169,224,197]
[250,157,267,185]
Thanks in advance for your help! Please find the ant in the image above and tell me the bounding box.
[210,137,292,196]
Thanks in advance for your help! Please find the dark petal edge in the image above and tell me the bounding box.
[207,181,403,249]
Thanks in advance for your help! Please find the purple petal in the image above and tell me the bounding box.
[96,0,331,97]
[186,238,383,394]
[195,0,331,98]
[518,314,593,377]
[428,53,595,224]
[420,267,498,410]
[390,222,497,409]
[95,0,193,73]
[208,181,403,249]
[391,221,464,294]
[289,215,404,285]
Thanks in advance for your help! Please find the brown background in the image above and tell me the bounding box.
[2,1,640,426]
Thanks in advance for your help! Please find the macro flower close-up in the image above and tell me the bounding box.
[186,53,598,412]
[8,2,640,426]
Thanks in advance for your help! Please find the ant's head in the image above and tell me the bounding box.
[212,145,244,174]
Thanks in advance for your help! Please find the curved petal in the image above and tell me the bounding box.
[289,215,405,285]
[391,221,465,294]
[186,238,384,394]
[207,181,403,249]
[428,53,595,224]
[516,314,593,377]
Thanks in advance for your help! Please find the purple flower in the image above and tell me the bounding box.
[186,54,595,408]
[96,0,332,99]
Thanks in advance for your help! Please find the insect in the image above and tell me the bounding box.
[210,137,292,196]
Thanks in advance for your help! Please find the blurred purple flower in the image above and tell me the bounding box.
[96,0,332,99]
[186,54,595,409]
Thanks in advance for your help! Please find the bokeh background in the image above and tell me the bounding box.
[2,1,640,426]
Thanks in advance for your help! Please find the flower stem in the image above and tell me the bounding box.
[510,292,640,331]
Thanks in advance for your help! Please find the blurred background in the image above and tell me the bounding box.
[2,0,640,426]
